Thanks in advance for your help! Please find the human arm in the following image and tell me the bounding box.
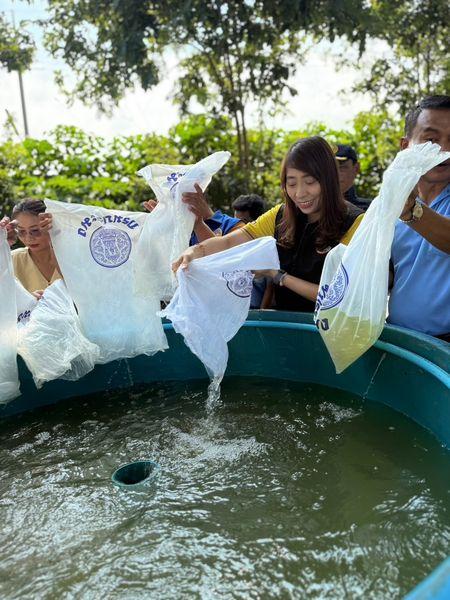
[253,270,319,303]
[400,197,450,254]
[280,274,319,302]
[172,228,252,272]
[260,281,274,309]
[193,218,216,242]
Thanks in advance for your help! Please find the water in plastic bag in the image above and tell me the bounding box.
[135,151,231,301]
[161,237,279,384]
[18,280,101,388]
[0,230,21,403]
[315,142,450,373]
[46,200,168,364]
[15,278,38,326]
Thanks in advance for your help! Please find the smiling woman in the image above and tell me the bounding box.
[9,199,61,295]
[173,136,364,312]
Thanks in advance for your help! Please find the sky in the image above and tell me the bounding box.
[0,0,382,141]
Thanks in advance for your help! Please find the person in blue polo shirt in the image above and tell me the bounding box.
[182,184,244,245]
[388,95,450,342]
[144,183,243,245]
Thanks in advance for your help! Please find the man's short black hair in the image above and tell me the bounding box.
[232,194,266,220]
[405,95,450,137]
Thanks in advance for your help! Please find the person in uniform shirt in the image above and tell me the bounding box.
[389,95,450,341]
[172,136,364,312]
[335,144,371,211]
[143,184,244,245]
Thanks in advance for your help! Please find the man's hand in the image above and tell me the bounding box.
[142,199,158,212]
[32,290,44,300]
[182,184,214,220]
[0,216,17,246]
[400,185,419,220]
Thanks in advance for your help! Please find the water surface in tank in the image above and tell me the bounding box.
[1,378,449,599]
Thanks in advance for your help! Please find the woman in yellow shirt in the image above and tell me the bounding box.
[2,199,60,295]
[173,136,364,312]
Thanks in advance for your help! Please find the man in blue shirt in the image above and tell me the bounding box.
[144,183,243,246]
[388,95,450,341]
[180,184,244,245]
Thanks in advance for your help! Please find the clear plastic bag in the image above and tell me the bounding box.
[0,230,20,403]
[46,200,168,364]
[135,151,231,301]
[315,142,450,373]
[15,278,37,325]
[161,237,279,380]
[17,280,101,388]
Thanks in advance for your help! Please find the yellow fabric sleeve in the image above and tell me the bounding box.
[243,204,282,239]
[340,213,364,245]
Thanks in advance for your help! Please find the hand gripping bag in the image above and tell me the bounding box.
[161,237,279,381]
[0,230,21,403]
[135,151,231,301]
[314,142,450,373]
[17,280,100,388]
[46,200,168,364]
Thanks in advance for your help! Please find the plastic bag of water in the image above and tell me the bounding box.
[135,151,231,301]
[0,230,21,403]
[161,237,279,382]
[18,280,100,388]
[314,142,450,373]
[46,200,168,364]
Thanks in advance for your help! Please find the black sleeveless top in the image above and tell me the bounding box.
[274,204,362,312]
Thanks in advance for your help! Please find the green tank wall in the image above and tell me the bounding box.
[1,311,449,598]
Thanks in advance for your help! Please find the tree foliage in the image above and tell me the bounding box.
[41,0,372,177]
[352,0,449,112]
[0,111,403,217]
[0,13,35,73]
[165,0,303,180]
[43,0,161,110]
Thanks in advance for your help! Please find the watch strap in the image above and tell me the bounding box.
[273,269,287,286]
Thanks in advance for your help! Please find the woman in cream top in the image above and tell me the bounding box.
[7,199,61,295]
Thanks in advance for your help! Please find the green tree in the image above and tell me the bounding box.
[41,1,373,183]
[351,0,449,112]
[0,14,35,73]
[0,112,403,216]
[165,0,303,181]
[42,0,161,111]
[0,125,183,212]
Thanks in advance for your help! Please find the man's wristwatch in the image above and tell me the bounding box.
[273,269,287,286]
[400,199,424,223]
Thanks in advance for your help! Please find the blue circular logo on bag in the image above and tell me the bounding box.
[89,226,132,268]
[222,270,253,298]
[321,263,349,310]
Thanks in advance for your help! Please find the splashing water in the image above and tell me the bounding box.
[206,375,222,411]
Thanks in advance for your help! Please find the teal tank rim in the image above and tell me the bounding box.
[246,310,450,373]
[241,319,450,389]
[1,310,449,598]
